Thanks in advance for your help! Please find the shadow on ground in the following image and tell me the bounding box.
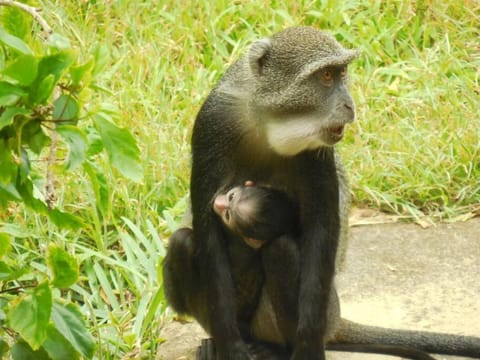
[157,218,480,360]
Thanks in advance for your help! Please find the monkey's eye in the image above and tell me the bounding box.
[322,69,333,82]
[340,66,347,78]
[228,191,235,202]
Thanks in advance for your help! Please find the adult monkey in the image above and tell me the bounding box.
[163,27,480,359]
[187,26,351,360]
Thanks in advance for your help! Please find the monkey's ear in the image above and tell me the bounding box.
[248,39,272,76]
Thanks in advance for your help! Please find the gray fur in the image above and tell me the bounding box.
[216,27,359,157]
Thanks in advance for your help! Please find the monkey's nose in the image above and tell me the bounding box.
[213,195,228,212]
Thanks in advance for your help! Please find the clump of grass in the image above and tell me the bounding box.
[340,1,480,219]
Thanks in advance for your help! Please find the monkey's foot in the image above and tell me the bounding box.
[196,338,290,360]
[196,339,216,360]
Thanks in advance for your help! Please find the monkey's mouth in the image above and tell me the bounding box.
[328,125,345,140]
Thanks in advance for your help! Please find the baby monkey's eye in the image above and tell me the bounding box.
[228,191,235,202]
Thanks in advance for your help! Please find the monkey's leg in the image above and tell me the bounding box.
[196,339,216,360]
[196,238,293,360]
[162,228,194,314]
[194,234,299,360]
[162,228,211,331]
[261,234,300,345]
[196,338,291,360]
[249,234,329,359]
[227,239,266,337]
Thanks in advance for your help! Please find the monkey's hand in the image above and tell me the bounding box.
[217,340,253,360]
[197,338,254,360]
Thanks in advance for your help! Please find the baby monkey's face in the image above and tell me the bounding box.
[213,184,257,232]
[212,181,296,250]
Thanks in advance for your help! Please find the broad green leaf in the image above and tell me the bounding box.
[0,183,21,201]
[83,161,109,217]
[32,74,55,104]
[0,233,11,257]
[47,33,71,50]
[0,338,8,356]
[69,57,94,86]
[85,126,104,156]
[0,260,13,280]
[21,120,50,154]
[11,341,50,360]
[0,1,31,39]
[36,51,75,85]
[0,106,30,131]
[53,95,79,124]
[18,147,30,183]
[0,141,17,183]
[8,282,52,350]
[16,177,48,214]
[0,81,26,106]
[48,208,84,230]
[43,325,79,360]
[2,55,38,86]
[56,125,87,170]
[95,113,143,182]
[31,52,75,104]
[0,261,28,281]
[51,302,95,359]
[47,245,79,288]
[0,27,33,55]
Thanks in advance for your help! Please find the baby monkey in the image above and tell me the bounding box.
[213,181,299,249]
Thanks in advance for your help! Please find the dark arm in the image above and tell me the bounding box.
[292,152,340,359]
[190,101,250,358]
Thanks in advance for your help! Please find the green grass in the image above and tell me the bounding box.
[6,0,480,357]
[41,0,480,222]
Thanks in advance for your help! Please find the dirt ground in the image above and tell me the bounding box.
[157,217,480,360]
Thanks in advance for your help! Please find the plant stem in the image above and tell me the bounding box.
[0,0,52,35]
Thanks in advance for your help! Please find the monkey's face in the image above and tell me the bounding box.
[213,186,258,234]
[213,187,236,228]
[213,187,267,249]
[245,28,359,157]
[262,65,355,156]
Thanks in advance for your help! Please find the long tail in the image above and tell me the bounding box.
[332,319,480,358]
[326,343,435,360]
[198,336,437,360]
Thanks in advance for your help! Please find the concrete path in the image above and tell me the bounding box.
[158,218,480,360]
